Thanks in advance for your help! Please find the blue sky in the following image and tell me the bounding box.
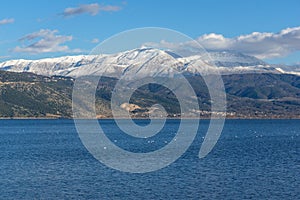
[0,0,300,64]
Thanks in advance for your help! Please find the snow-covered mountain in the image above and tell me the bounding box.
[271,64,300,76]
[0,47,290,78]
[207,51,266,67]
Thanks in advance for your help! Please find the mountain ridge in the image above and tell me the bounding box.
[0,48,291,78]
[1,48,299,118]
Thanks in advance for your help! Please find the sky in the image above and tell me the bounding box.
[0,0,300,64]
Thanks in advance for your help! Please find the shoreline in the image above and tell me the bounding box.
[1,116,300,120]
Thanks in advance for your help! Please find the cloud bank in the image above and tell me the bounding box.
[12,27,300,60]
[13,29,81,54]
[147,27,300,60]
[62,3,121,17]
[197,27,300,59]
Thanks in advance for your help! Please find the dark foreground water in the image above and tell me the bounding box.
[0,119,299,199]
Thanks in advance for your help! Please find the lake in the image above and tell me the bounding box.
[0,119,299,199]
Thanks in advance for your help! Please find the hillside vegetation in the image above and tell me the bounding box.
[1,70,300,118]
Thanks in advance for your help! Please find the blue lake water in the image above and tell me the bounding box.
[0,119,299,199]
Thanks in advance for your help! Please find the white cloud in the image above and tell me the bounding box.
[146,27,300,60]
[0,18,14,25]
[196,27,300,59]
[196,33,233,50]
[62,3,121,17]
[99,5,122,12]
[13,29,82,54]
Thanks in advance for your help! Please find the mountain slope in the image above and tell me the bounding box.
[207,51,266,67]
[0,48,281,78]
[0,71,73,118]
[1,70,300,118]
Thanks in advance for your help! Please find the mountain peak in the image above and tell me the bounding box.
[0,48,290,78]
